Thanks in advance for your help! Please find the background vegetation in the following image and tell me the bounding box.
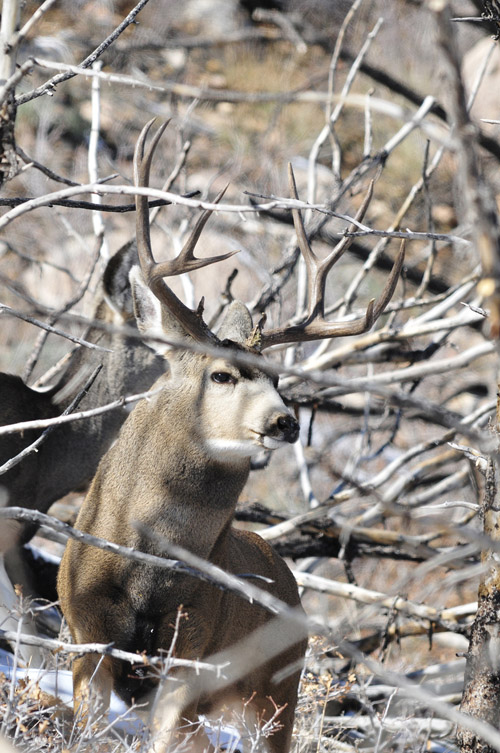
[2,1,500,751]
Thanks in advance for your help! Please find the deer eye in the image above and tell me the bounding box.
[211,371,235,385]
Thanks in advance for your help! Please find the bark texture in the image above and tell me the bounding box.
[459,460,500,753]
[0,90,18,186]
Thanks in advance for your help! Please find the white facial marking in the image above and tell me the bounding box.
[205,433,286,461]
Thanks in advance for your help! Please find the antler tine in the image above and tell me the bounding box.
[288,163,317,268]
[309,180,375,320]
[134,120,229,344]
[288,167,376,327]
[180,185,229,261]
[134,119,170,281]
[135,119,238,280]
[154,184,239,277]
[372,239,405,319]
[134,118,169,190]
[340,239,405,335]
[288,163,319,317]
[293,171,375,324]
[323,179,374,273]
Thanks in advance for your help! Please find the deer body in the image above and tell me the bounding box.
[58,296,306,753]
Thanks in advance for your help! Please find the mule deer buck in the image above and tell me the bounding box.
[58,121,404,752]
[0,241,165,663]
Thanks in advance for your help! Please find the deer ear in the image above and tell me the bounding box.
[216,301,253,344]
[130,265,189,356]
[102,241,140,320]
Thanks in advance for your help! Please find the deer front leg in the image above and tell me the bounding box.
[72,653,113,729]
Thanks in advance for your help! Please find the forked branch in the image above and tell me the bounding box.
[259,164,405,349]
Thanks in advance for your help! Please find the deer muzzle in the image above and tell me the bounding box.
[267,413,300,445]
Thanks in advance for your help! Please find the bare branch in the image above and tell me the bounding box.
[0,629,225,674]
[16,0,153,105]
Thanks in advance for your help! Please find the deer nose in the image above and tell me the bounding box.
[276,414,300,444]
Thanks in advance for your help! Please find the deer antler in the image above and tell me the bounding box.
[257,164,405,349]
[134,119,238,343]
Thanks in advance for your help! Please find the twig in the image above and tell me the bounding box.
[465,38,497,112]
[252,8,307,54]
[0,0,20,84]
[293,569,476,624]
[16,0,153,105]
[316,341,494,395]
[22,235,103,381]
[0,177,469,251]
[0,195,195,211]
[3,302,491,448]
[0,385,163,437]
[0,242,78,280]
[16,145,81,185]
[17,58,450,144]
[431,2,500,338]
[415,142,437,298]
[0,58,35,104]
[364,88,374,158]
[0,508,312,634]
[0,303,112,351]
[88,60,108,258]
[0,182,334,229]
[294,434,321,508]
[9,0,58,52]
[329,17,383,134]
[326,0,363,125]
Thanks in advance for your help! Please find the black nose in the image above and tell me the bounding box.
[277,414,300,443]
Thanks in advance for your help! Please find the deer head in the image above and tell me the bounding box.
[128,120,403,460]
[129,120,300,463]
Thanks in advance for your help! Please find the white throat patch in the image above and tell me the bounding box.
[204,439,263,462]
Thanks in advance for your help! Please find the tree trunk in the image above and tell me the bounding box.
[0,0,20,185]
[459,459,500,753]
[427,3,500,750]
